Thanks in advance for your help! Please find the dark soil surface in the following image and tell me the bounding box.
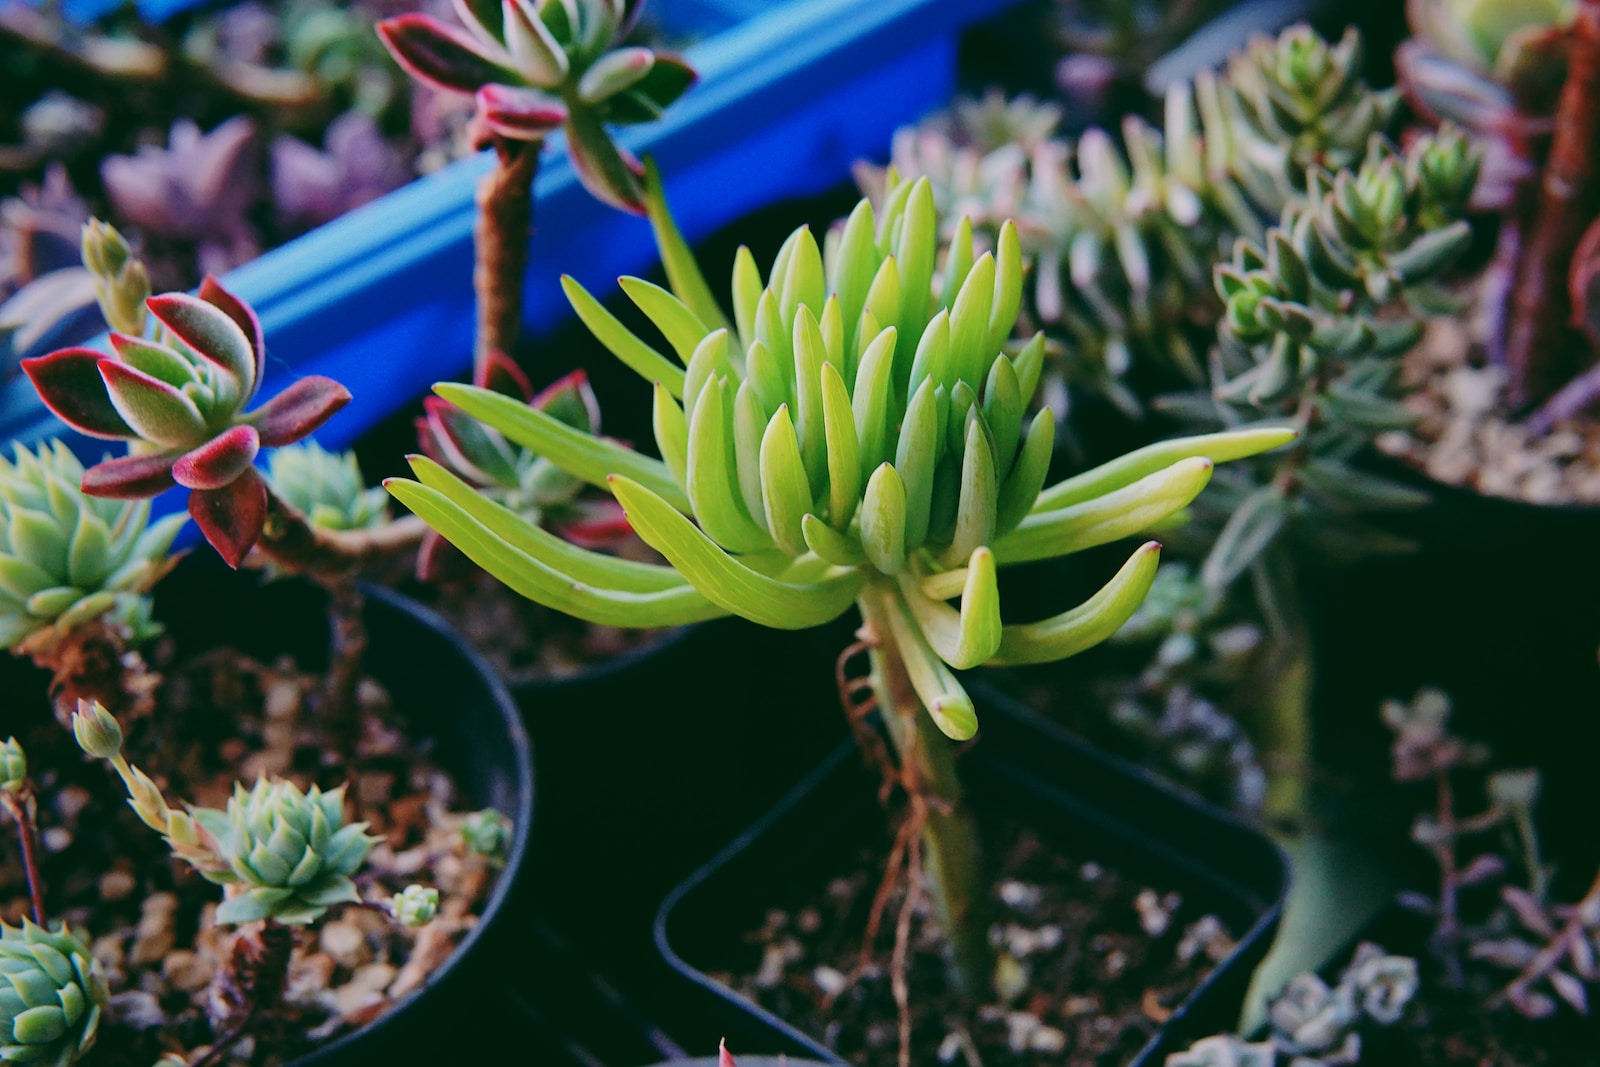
[719,815,1236,1067]
[1,636,502,1066]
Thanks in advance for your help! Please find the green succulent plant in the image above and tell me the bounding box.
[0,440,185,652]
[0,739,24,793]
[460,807,513,864]
[386,170,1290,994]
[266,441,390,533]
[392,884,439,927]
[73,700,379,925]
[196,778,380,926]
[0,919,107,1067]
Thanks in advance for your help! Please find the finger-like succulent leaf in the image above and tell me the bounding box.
[609,475,863,628]
[879,589,978,740]
[991,541,1162,665]
[997,457,1214,564]
[642,158,729,335]
[562,276,685,396]
[686,380,770,553]
[622,276,711,362]
[435,382,689,510]
[1033,427,1295,512]
[899,546,1002,670]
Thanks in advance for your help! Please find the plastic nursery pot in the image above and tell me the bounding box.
[140,554,535,1065]
[1305,452,1600,865]
[652,678,1291,1064]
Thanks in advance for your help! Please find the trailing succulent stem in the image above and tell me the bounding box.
[1,740,45,926]
[475,140,541,369]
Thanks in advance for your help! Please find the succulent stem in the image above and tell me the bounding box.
[24,617,160,730]
[474,139,542,373]
[857,585,990,1001]
[318,579,368,754]
[1505,0,1600,407]
[0,791,45,925]
[252,486,427,579]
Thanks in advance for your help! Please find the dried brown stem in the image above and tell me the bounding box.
[1504,0,1600,407]
[1,792,45,925]
[475,139,542,371]
[19,615,161,729]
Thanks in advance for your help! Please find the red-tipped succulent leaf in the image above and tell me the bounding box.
[21,346,137,439]
[189,468,269,568]
[376,14,515,95]
[476,84,568,141]
[172,424,262,490]
[249,375,351,446]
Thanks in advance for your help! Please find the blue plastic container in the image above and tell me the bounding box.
[6,0,1019,534]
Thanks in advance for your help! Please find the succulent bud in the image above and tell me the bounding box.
[79,218,149,337]
[71,699,123,760]
[199,779,379,925]
[0,440,184,653]
[266,441,389,533]
[459,808,513,864]
[392,884,439,927]
[0,739,24,793]
[0,919,108,1067]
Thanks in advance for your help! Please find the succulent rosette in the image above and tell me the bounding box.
[414,351,633,579]
[0,738,23,792]
[192,778,379,926]
[0,440,184,652]
[0,920,108,1067]
[376,0,696,210]
[21,278,350,567]
[266,440,390,533]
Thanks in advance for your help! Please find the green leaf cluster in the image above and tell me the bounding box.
[388,173,1294,740]
[0,441,183,652]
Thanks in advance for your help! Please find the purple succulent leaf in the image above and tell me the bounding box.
[101,118,261,242]
[147,290,257,402]
[247,375,352,446]
[99,359,209,447]
[475,83,567,141]
[20,347,134,439]
[377,14,518,95]
[189,466,267,568]
[0,267,100,356]
[564,107,644,212]
[271,114,410,232]
[172,424,261,490]
[1548,970,1589,1015]
[198,277,266,399]
[529,368,599,434]
[81,449,180,498]
[270,134,342,232]
[1503,887,1559,938]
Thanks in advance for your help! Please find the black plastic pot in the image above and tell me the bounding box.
[652,678,1291,1064]
[1308,453,1600,871]
[128,556,535,1065]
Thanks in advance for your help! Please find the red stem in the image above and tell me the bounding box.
[1504,0,1600,407]
[2,792,45,925]
[474,139,542,372]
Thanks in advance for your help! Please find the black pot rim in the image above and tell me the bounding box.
[288,581,535,1066]
[653,682,1291,1065]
